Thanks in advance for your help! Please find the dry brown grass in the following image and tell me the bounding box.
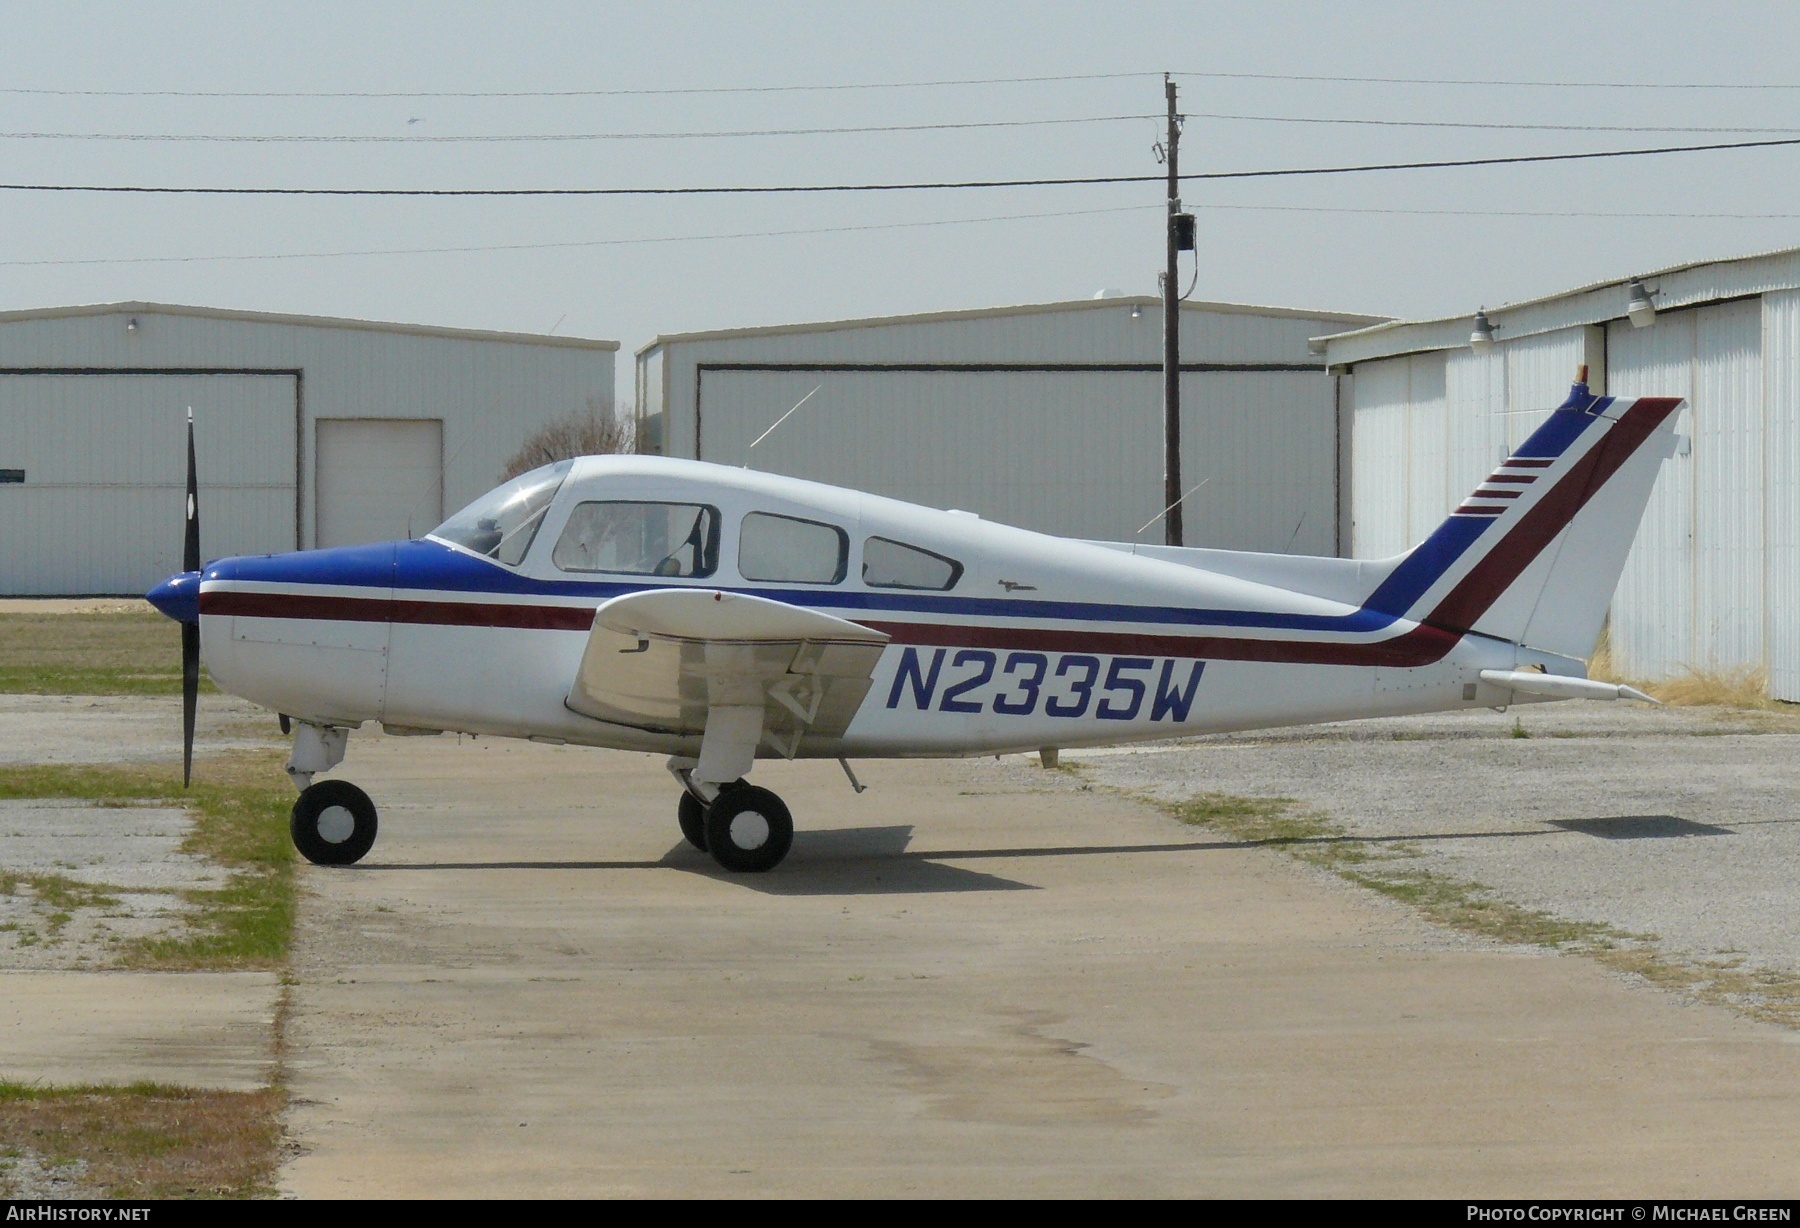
[0,1085,285,1198]
[1587,625,1778,709]
[0,608,216,695]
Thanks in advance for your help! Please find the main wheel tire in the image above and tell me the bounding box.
[677,791,708,851]
[291,779,379,866]
[703,785,793,873]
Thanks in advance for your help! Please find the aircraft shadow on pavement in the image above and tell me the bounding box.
[1547,814,1735,840]
[355,815,1743,886]
[668,825,1039,896]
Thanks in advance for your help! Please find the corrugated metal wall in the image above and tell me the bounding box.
[648,301,1367,551]
[1350,302,1800,698]
[1610,301,1764,679]
[1765,290,1800,699]
[0,306,615,593]
[0,374,294,595]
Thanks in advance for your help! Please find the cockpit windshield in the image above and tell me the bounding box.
[430,460,572,566]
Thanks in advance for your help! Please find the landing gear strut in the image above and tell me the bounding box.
[285,720,378,866]
[672,776,793,873]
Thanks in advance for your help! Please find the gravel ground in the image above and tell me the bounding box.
[0,692,275,969]
[1066,702,1800,981]
[0,801,229,969]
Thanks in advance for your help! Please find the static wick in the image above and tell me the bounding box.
[746,385,822,460]
[1137,476,1210,537]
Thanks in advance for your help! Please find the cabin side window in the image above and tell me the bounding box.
[862,536,964,591]
[738,512,848,585]
[551,501,720,577]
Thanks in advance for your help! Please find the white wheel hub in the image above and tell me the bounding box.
[317,804,357,844]
[728,811,771,850]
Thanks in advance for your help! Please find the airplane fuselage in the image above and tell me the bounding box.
[194,456,1553,762]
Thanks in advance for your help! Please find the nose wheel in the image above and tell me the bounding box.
[292,779,379,866]
[677,784,792,872]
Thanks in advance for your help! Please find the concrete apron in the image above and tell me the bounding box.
[281,736,1800,1199]
[0,971,279,1091]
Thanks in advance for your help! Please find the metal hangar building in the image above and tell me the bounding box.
[635,296,1384,554]
[0,302,617,596]
[1320,246,1800,701]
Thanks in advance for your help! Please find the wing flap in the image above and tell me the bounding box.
[567,589,888,754]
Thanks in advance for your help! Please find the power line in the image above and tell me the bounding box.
[1195,202,1800,220]
[1188,111,1800,136]
[8,68,1800,99]
[0,204,1158,267]
[0,134,1794,197]
[13,199,1800,272]
[9,113,1797,145]
[0,114,1159,144]
[1176,69,1800,91]
[0,72,1158,100]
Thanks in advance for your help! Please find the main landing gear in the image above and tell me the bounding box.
[286,720,379,867]
[674,777,794,873]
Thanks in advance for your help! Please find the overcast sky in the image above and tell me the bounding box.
[4,1,1800,406]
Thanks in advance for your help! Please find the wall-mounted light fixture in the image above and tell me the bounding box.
[1469,309,1496,354]
[125,318,139,333]
[1626,279,1657,329]
[1130,303,1143,319]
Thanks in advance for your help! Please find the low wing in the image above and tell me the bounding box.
[566,588,889,778]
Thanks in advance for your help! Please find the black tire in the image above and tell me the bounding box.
[291,779,378,866]
[677,791,708,851]
[703,785,794,873]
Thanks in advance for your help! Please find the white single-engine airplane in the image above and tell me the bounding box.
[147,371,1676,873]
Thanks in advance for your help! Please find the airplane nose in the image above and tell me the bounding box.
[146,570,202,624]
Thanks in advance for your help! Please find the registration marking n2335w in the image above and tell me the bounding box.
[884,647,1205,721]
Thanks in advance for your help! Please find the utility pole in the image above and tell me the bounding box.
[1160,74,1193,547]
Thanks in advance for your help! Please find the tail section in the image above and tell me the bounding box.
[1366,371,1682,660]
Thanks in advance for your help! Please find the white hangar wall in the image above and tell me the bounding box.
[1323,248,1800,700]
[0,303,616,595]
[638,298,1384,552]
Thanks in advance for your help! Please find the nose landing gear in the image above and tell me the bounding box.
[286,720,378,866]
[292,779,379,866]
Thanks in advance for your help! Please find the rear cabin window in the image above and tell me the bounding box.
[862,536,964,591]
[738,512,848,585]
[552,501,720,577]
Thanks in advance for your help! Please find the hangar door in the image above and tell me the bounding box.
[695,367,1336,552]
[0,373,296,595]
[315,418,443,547]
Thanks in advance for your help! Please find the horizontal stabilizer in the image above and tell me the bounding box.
[1478,669,1658,704]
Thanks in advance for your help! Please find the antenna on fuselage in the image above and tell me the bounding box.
[745,385,822,467]
[1135,476,1210,540]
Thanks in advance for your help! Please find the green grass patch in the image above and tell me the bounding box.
[1161,789,1800,1029]
[0,754,294,969]
[0,1083,284,1198]
[0,609,216,696]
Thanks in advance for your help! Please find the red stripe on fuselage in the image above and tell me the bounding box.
[200,590,596,632]
[197,399,1678,672]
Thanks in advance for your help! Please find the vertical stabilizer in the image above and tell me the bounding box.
[1369,375,1682,659]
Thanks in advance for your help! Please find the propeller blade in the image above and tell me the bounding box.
[183,409,200,574]
[182,621,199,788]
[182,407,200,787]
